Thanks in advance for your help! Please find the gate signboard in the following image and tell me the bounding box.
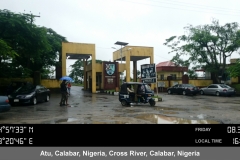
[142,78,156,83]
[103,61,119,90]
[141,64,156,84]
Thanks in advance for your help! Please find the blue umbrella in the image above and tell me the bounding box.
[60,76,73,82]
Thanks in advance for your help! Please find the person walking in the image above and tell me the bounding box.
[59,80,68,106]
[67,81,71,95]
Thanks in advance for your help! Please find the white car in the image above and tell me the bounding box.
[200,84,236,96]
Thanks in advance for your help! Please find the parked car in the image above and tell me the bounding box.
[167,84,199,95]
[8,84,50,105]
[0,96,11,113]
[5,81,30,95]
[200,84,236,96]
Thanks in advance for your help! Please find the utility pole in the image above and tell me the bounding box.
[23,11,40,25]
[23,11,41,85]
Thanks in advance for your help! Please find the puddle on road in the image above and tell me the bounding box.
[231,102,240,105]
[229,106,240,111]
[42,118,128,124]
[57,118,79,123]
[83,94,109,104]
[41,120,55,124]
[201,106,217,110]
[154,107,188,111]
[83,95,108,99]
[83,95,92,97]
[196,114,208,119]
[114,108,143,113]
[69,105,78,107]
[97,97,108,99]
[161,111,178,114]
[44,118,80,124]
[92,121,127,124]
[135,114,220,124]
[36,109,48,111]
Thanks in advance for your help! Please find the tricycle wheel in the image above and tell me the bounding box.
[149,99,156,107]
[121,100,128,106]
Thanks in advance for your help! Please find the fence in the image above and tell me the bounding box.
[157,76,212,81]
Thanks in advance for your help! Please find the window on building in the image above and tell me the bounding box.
[160,74,164,80]
[171,74,176,80]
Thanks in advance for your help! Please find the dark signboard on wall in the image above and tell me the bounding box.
[103,62,119,90]
[141,64,156,83]
[142,78,156,83]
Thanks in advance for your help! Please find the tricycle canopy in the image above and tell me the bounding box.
[120,82,152,94]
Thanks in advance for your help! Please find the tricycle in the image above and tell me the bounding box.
[119,82,156,107]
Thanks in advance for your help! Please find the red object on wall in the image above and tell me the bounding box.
[182,75,189,84]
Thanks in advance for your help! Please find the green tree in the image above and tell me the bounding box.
[69,59,103,82]
[40,28,67,78]
[164,19,240,83]
[187,69,198,79]
[0,39,19,77]
[0,9,67,78]
[227,59,240,78]
[0,9,32,77]
[0,39,18,61]
[137,70,141,78]
[69,60,84,82]
[87,59,102,64]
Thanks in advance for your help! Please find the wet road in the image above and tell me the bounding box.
[0,86,239,124]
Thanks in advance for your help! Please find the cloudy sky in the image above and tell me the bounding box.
[1,0,240,75]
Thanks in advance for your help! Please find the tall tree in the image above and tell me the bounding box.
[68,59,103,82]
[0,39,19,77]
[164,20,240,83]
[69,60,84,82]
[227,59,240,78]
[0,9,67,78]
[87,59,102,65]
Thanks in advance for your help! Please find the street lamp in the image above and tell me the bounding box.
[114,41,128,64]
[112,47,132,83]
[113,41,128,84]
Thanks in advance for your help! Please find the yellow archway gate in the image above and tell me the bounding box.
[112,45,155,90]
[62,42,97,93]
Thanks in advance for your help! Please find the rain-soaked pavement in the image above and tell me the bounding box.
[0,86,240,124]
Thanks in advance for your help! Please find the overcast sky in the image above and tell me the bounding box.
[1,0,240,75]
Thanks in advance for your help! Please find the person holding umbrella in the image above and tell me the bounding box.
[59,80,68,106]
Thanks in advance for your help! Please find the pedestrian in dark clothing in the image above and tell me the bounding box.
[59,80,68,106]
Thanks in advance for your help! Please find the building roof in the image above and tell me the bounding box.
[156,61,188,72]
[156,61,175,67]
